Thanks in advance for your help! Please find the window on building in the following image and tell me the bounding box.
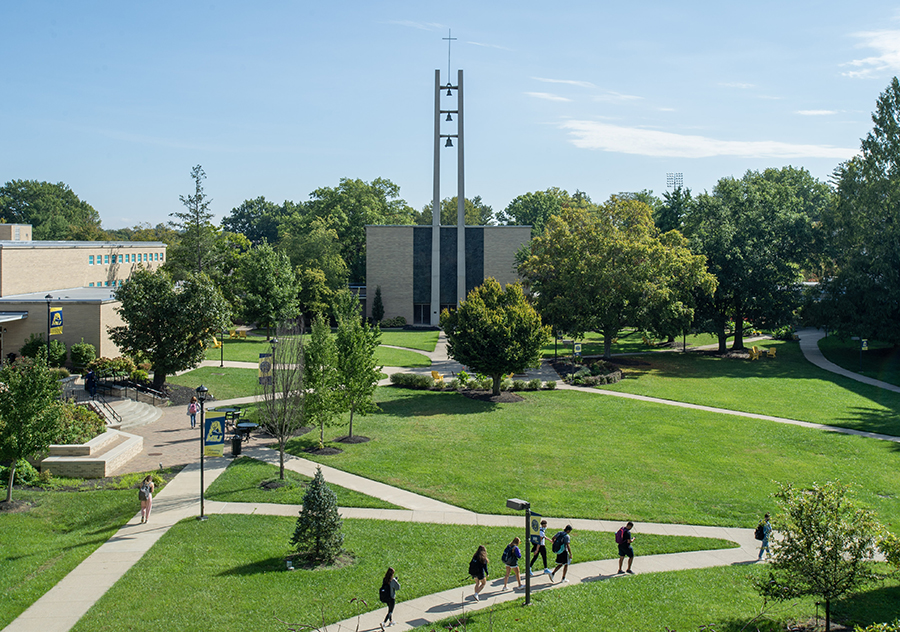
[89,255,94,265]
[440,303,456,315]
[89,282,94,287]
[117,255,122,263]
[104,255,109,264]
[160,253,165,261]
[413,304,431,325]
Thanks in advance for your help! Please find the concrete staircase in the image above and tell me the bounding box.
[108,398,163,430]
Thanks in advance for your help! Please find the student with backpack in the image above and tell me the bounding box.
[529,519,553,576]
[378,567,400,629]
[187,396,199,430]
[468,545,489,600]
[501,537,523,590]
[756,513,772,560]
[549,524,573,583]
[138,475,154,524]
[616,522,636,574]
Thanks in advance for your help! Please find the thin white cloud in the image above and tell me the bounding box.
[843,29,900,78]
[385,20,444,31]
[468,40,512,51]
[526,92,571,102]
[560,120,858,159]
[719,82,755,89]
[593,91,643,102]
[796,110,838,116]
[532,77,597,89]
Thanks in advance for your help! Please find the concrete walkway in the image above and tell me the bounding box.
[797,327,900,393]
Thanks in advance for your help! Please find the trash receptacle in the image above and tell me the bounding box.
[232,435,242,457]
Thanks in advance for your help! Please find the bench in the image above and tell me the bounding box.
[431,370,444,384]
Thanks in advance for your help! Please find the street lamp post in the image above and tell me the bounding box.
[270,337,278,400]
[220,327,225,368]
[506,498,532,605]
[197,384,209,521]
[45,294,52,358]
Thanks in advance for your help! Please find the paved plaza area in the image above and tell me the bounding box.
[4,328,898,631]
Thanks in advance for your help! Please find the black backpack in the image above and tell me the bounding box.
[754,523,766,541]
[552,531,566,554]
[379,583,389,603]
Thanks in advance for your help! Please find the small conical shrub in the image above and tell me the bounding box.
[290,466,343,564]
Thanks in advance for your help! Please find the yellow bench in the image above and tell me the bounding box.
[431,370,444,383]
[748,346,761,361]
[238,330,247,339]
[765,347,776,359]
[229,329,238,339]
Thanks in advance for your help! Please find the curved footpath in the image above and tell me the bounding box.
[5,328,897,632]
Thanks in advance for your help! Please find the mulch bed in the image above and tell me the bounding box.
[459,389,525,403]
[303,446,343,456]
[333,435,371,444]
[165,383,216,406]
[0,499,34,513]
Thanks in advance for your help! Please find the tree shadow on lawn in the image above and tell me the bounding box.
[376,389,502,418]
[833,581,900,628]
[217,556,288,576]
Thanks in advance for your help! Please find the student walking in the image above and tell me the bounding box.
[379,567,400,629]
[757,513,772,560]
[529,520,553,576]
[616,521,636,574]
[188,397,198,429]
[85,368,97,399]
[138,475,154,524]
[501,537,523,590]
[550,525,573,583]
[468,545,489,600]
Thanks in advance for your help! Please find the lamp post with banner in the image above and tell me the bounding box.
[197,384,208,521]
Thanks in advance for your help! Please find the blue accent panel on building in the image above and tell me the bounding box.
[465,227,484,297]
[413,227,432,303]
[440,227,457,305]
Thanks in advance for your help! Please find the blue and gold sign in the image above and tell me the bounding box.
[204,413,226,457]
[50,307,63,335]
[258,353,273,385]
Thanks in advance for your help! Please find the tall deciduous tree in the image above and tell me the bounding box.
[0,352,63,502]
[305,177,416,283]
[169,164,217,275]
[440,278,550,396]
[222,196,286,246]
[498,187,594,236]
[258,323,306,479]
[815,77,900,344]
[0,180,104,240]
[109,269,230,391]
[754,481,884,632]
[304,315,340,449]
[239,243,299,339]
[685,167,830,351]
[415,195,494,226]
[333,289,382,439]
[519,200,715,358]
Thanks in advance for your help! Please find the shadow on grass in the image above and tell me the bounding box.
[218,556,286,576]
[833,581,900,627]
[376,389,502,418]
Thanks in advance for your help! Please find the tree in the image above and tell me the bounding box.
[497,187,591,236]
[290,466,343,564]
[333,289,382,439]
[305,177,416,282]
[754,481,884,632]
[656,186,692,233]
[279,216,348,314]
[415,195,494,226]
[684,167,831,351]
[108,268,230,391]
[815,78,900,344]
[0,352,63,502]
[0,180,103,240]
[169,165,216,275]
[371,286,385,323]
[304,315,340,449]
[440,278,550,396]
[519,200,715,358]
[221,196,286,246]
[239,243,299,339]
[258,323,306,480]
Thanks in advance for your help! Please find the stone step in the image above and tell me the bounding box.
[41,429,143,478]
[109,398,163,429]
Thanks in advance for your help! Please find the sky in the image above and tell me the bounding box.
[3,1,900,229]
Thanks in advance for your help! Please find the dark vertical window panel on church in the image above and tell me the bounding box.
[465,227,484,297]
[440,226,457,305]
[413,227,432,304]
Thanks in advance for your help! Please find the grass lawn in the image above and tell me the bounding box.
[601,340,900,436]
[432,565,900,631]
[378,329,439,352]
[205,457,402,509]
[0,489,141,629]
[287,387,900,530]
[541,329,723,359]
[203,334,431,368]
[70,514,734,632]
[818,335,900,387]
[168,367,259,401]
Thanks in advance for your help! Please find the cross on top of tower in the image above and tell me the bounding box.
[443,29,457,83]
